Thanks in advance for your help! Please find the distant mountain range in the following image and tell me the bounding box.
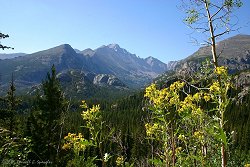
[0,53,26,59]
[0,43,167,97]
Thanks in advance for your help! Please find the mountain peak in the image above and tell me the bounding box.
[107,44,120,49]
[56,44,74,50]
[29,44,75,56]
[144,56,168,72]
[145,56,163,63]
[106,43,130,54]
[96,43,129,53]
[48,44,77,55]
[82,48,95,56]
[145,56,154,60]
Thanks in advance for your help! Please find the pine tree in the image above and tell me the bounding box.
[27,65,69,164]
[0,73,20,131]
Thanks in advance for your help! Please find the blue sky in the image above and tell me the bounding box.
[1,0,249,63]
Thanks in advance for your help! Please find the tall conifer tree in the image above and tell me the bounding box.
[27,65,68,164]
[0,74,20,131]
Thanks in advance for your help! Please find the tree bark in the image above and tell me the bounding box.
[204,0,219,69]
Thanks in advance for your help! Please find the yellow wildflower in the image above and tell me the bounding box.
[116,156,124,166]
[215,66,227,75]
[62,143,71,150]
[63,133,88,152]
[192,107,202,116]
[193,93,201,101]
[170,81,185,91]
[145,84,157,98]
[145,123,159,136]
[178,134,186,141]
[203,93,211,102]
[80,100,88,108]
[184,95,193,104]
[81,104,100,121]
[169,96,179,105]
[194,131,204,141]
[210,82,220,92]
[175,147,182,155]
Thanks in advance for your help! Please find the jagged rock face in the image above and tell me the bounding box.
[53,70,128,98]
[236,71,250,87]
[93,74,126,87]
[166,60,180,71]
[57,72,73,83]
[57,70,126,88]
[145,56,168,73]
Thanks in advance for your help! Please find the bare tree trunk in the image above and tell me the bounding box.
[204,0,218,69]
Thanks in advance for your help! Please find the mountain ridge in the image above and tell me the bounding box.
[0,43,167,97]
[0,53,26,59]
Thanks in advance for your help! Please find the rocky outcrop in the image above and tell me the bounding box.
[93,74,127,87]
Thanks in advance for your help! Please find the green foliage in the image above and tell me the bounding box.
[185,9,199,24]
[0,77,31,166]
[183,0,243,28]
[26,65,69,165]
[0,128,32,166]
[66,156,97,167]
[0,74,21,131]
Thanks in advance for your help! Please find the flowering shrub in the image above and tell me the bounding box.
[63,133,92,155]
[144,66,232,166]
